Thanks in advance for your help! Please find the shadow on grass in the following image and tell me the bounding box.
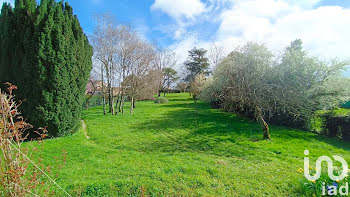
[130,101,265,159]
[131,100,350,158]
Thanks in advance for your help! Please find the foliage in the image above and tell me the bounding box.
[0,0,93,137]
[184,48,210,82]
[84,95,104,108]
[321,112,350,140]
[154,97,168,104]
[153,48,177,97]
[311,108,350,133]
[32,93,350,196]
[342,101,350,109]
[201,42,275,139]
[166,89,181,93]
[176,82,189,93]
[299,167,350,196]
[190,73,207,101]
[201,40,349,138]
[0,84,66,196]
[161,67,179,95]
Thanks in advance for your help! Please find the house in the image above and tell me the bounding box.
[85,80,105,95]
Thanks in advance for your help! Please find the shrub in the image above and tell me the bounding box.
[165,89,181,93]
[268,111,311,130]
[84,95,104,108]
[322,112,350,141]
[200,40,348,135]
[342,101,350,109]
[0,83,67,196]
[154,97,168,104]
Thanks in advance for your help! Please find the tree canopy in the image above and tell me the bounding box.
[184,48,210,82]
[0,0,92,137]
[201,40,349,139]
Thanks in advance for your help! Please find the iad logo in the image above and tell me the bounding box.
[304,150,348,182]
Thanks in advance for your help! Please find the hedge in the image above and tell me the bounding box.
[322,112,350,141]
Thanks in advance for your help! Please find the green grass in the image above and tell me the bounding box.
[36,93,350,196]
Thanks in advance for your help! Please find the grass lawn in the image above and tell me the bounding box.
[37,93,350,196]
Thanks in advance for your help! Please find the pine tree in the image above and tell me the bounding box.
[184,48,210,82]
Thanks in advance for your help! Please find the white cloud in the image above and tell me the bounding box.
[151,0,208,39]
[165,0,350,66]
[217,1,350,59]
[151,0,206,19]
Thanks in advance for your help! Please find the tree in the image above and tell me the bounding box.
[190,74,206,102]
[0,0,92,137]
[85,63,100,109]
[0,3,14,85]
[269,39,349,127]
[184,47,210,82]
[128,41,156,114]
[91,14,119,115]
[201,41,349,140]
[162,67,179,96]
[153,48,177,97]
[208,43,225,72]
[100,24,145,114]
[176,82,189,93]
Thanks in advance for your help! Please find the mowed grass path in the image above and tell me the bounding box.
[40,93,350,196]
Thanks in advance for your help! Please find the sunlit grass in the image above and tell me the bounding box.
[37,93,350,196]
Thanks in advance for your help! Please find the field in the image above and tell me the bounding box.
[38,93,350,196]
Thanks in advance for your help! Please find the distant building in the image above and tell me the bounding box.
[85,80,105,95]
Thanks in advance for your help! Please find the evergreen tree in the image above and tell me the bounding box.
[0,0,92,137]
[184,47,210,82]
[0,3,14,84]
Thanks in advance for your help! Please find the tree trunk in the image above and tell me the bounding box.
[118,94,122,112]
[121,96,125,114]
[102,95,106,115]
[111,96,115,115]
[115,95,120,115]
[133,98,135,108]
[256,108,271,140]
[130,96,134,114]
[108,86,112,113]
[101,65,106,115]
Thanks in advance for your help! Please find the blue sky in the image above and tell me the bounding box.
[1,0,350,76]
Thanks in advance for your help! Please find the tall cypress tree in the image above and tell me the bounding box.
[0,3,14,84]
[0,0,92,137]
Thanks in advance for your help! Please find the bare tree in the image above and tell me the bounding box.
[91,13,167,115]
[177,82,189,93]
[91,14,119,115]
[208,43,225,72]
[128,41,156,113]
[114,25,142,114]
[153,48,177,97]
